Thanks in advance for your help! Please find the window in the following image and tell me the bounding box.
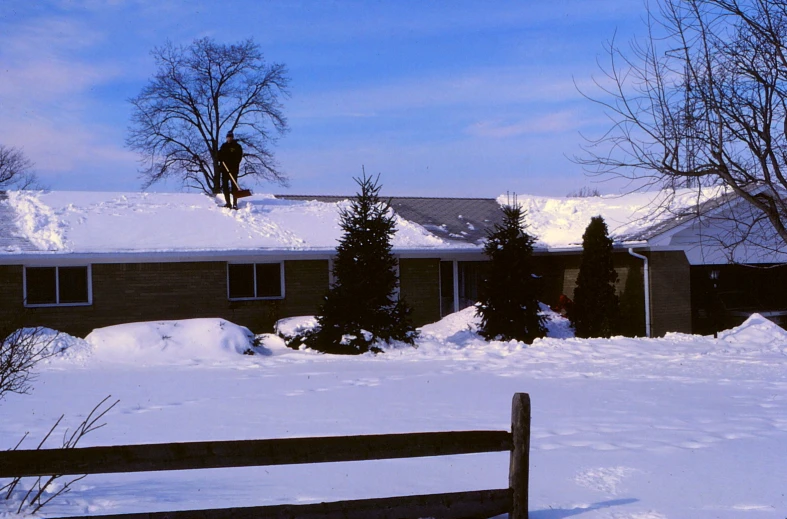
[438,260,488,316]
[227,263,284,300]
[24,266,91,306]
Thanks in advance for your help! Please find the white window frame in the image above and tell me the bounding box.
[439,260,460,315]
[23,265,93,308]
[227,262,285,301]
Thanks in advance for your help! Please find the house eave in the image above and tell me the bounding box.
[534,241,652,255]
[0,246,487,265]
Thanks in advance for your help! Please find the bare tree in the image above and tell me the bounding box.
[0,144,38,190]
[0,327,59,402]
[579,0,787,251]
[127,37,290,194]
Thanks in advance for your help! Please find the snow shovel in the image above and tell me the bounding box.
[221,162,253,198]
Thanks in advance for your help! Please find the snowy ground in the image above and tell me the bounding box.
[1,309,786,518]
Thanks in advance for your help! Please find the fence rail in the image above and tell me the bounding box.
[0,393,531,519]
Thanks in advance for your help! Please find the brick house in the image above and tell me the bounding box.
[1,189,783,337]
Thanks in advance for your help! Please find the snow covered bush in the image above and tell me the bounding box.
[476,204,545,343]
[571,215,620,338]
[275,316,319,349]
[303,174,418,354]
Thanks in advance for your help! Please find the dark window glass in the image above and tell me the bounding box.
[228,264,255,299]
[58,266,89,303]
[458,261,487,311]
[256,263,282,298]
[26,267,57,305]
[440,261,455,317]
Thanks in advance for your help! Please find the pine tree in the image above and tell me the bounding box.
[305,174,417,354]
[477,204,545,344]
[571,216,620,338]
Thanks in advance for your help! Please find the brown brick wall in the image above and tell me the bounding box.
[226,259,330,331]
[2,252,671,338]
[399,258,441,326]
[648,250,692,336]
[0,260,330,337]
[536,253,635,302]
[535,253,647,336]
[544,251,686,337]
[0,265,24,332]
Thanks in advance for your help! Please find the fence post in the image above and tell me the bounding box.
[509,392,530,519]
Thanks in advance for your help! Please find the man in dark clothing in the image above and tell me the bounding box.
[217,131,243,209]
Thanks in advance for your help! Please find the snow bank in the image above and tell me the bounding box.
[1,327,90,362]
[3,302,786,517]
[418,304,574,344]
[37,327,91,360]
[718,313,787,353]
[12,309,786,370]
[272,305,573,354]
[83,318,258,362]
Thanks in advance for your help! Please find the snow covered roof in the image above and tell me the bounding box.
[513,186,730,249]
[0,191,481,257]
[279,195,502,244]
[0,187,732,258]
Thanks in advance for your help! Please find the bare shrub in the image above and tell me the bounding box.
[1,396,119,515]
[0,326,61,401]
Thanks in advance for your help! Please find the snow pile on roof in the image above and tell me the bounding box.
[506,186,727,248]
[4,191,473,254]
[3,186,733,254]
[81,318,260,362]
[6,192,67,251]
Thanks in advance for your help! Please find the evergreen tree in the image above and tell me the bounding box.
[571,216,620,338]
[477,204,545,343]
[305,174,417,354]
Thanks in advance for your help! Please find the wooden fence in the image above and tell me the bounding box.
[0,393,531,519]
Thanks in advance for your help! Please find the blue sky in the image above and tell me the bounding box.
[0,1,647,197]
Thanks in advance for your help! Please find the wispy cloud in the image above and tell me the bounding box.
[233,0,645,48]
[0,16,122,103]
[466,110,584,139]
[290,67,590,120]
[0,15,132,183]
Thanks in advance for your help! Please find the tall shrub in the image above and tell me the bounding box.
[571,216,620,337]
[305,174,417,354]
[477,204,545,343]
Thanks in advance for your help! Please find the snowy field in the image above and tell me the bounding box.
[1,309,786,518]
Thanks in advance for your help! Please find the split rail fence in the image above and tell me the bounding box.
[0,393,531,519]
